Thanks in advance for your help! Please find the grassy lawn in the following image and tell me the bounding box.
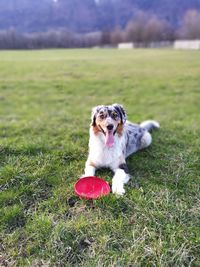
[0,49,200,266]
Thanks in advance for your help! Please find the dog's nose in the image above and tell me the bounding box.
[107,124,114,131]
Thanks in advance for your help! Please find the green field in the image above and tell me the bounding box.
[0,49,200,266]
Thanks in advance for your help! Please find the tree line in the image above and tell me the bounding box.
[0,9,200,49]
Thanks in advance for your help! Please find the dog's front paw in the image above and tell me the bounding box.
[112,181,125,195]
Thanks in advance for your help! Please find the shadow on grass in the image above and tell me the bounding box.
[0,145,48,157]
[0,145,85,163]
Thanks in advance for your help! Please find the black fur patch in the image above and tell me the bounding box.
[91,114,96,126]
[113,104,126,124]
[119,163,129,174]
[114,106,122,121]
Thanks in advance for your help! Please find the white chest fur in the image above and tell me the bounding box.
[88,129,125,171]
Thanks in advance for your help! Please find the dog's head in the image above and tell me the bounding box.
[91,104,127,147]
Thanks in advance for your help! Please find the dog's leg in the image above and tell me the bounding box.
[112,164,130,195]
[83,159,96,177]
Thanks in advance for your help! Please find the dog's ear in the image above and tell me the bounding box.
[91,107,97,126]
[113,104,127,124]
[91,105,103,126]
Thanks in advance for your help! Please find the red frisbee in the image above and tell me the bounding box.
[74,176,110,199]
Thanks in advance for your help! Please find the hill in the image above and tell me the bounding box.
[0,0,200,33]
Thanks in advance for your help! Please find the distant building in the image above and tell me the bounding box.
[118,43,134,49]
[174,40,200,50]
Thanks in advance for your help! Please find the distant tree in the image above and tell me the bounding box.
[179,9,200,39]
[143,18,175,42]
[110,27,125,45]
[0,29,104,49]
[125,12,174,43]
[0,29,28,49]
[101,30,111,45]
[79,32,102,47]
[125,12,149,42]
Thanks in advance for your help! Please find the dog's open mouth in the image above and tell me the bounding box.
[105,130,114,147]
[99,125,115,147]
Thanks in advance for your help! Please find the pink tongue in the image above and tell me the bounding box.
[105,131,114,147]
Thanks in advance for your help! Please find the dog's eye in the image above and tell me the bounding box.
[111,112,118,119]
[99,114,105,120]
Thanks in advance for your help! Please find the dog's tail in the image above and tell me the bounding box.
[140,120,160,131]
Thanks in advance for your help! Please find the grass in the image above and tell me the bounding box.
[0,48,200,267]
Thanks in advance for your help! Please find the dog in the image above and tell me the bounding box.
[83,104,160,195]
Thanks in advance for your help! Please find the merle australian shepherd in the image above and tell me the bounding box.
[82,104,159,195]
